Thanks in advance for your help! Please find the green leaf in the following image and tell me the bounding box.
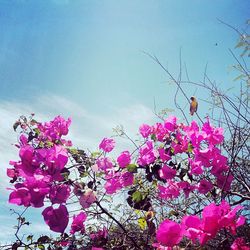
[69,148,78,154]
[138,217,147,230]
[150,134,156,141]
[34,128,40,135]
[187,143,193,153]
[26,235,33,241]
[38,244,45,250]
[132,191,143,203]
[91,151,101,158]
[127,164,137,173]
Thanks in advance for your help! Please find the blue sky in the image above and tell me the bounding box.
[0,0,249,243]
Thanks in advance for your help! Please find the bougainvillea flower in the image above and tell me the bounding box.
[231,237,250,250]
[42,205,69,233]
[178,181,195,198]
[27,179,50,207]
[182,215,202,243]
[159,165,176,180]
[9,185,31,207]
[38,116,71,141]
[164,116,177,132]
[189,159,203,175]
[49,184,71,204]
[117,151,131,168]
[7,168,18,178]
[158,148,171,162]
[158,181,180,200]
[90,226,108,240]
[152,122,167,142]
[198,179,213,194]
[138,141,156,166]
[139,123,152,138]
[70,211,87,234]
[104,173,122,194]
[202,118,224,145]
[99,138,115,152]
[216,173,233,191]
[120,171,134,187]
[80,189,97,209]
[156,219,182,247]
[171,135,189,154]
[96,157,113,172]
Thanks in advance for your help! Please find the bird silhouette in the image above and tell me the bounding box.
[190,96,198,116]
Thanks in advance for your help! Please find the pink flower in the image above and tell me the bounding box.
[26,179,50,208]
[183,121,205,148]
[42,205,69,233]
[139,124,152,138]
[171,135,189,154]
[156,219,182,247]
[9,185,31,207]
[189,159,203,175]
[202,118,224,145]
[120,171,134,187]
[198,180,213,194]
[152,123,167,142]
[158,148,171,162]
[96,157,113,172]
[38,116,71,142]
[138,141,156,166]
[49,184,71,204]
[70,211,87,234]
[178,181,195,198]
[117,151,131,168]
[92,248,104,250]
[90,227,108,240]
[7,168,18,178]
[231,237,250,250]
[104,173,122,194]
[158,181,180,200]
[80,189,97,209]
[99,138,115,152]
[182,215,202,243]
[164,116,177,132]
[159,165,176,180]
[216,173,233,191]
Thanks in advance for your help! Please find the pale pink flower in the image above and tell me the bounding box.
[99,138,115,152]
[80,189,97,209]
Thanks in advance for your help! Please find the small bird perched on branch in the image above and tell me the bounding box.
[190,96,198,116]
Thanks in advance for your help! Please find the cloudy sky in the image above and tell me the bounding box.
[0,0,249,244]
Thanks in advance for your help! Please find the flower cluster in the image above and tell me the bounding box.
[8,116,72,233]
[156,201,246,248]
[6,115,248,249]
[136,117,233,200]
